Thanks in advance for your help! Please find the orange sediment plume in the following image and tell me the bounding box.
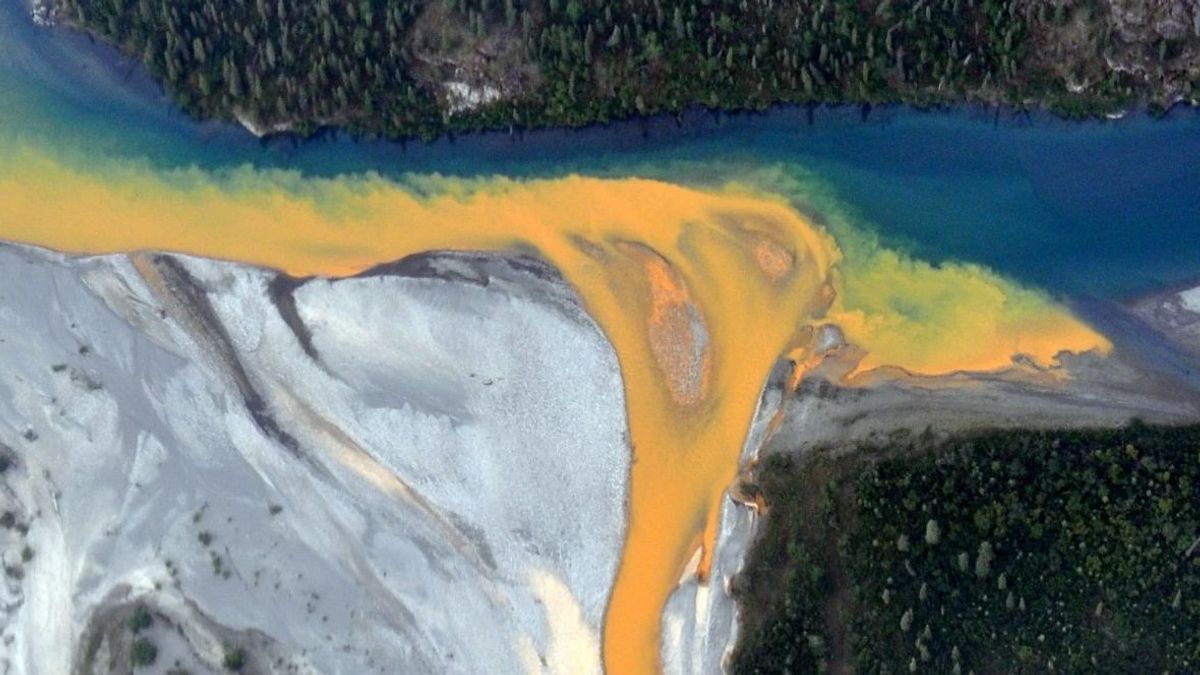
[0,142,1111,674]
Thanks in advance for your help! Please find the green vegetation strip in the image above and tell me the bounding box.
[733,422,1200,674]
[53,0,1180,139]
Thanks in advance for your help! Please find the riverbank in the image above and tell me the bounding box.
[730,278,1200,673]
[6,1,1200,672]
[43,0,1200,141]
[8,0,1200,307]
[734,419,1200,674]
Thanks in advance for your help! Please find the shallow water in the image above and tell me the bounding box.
[7,0,1200,300]
[2,2,1198,673]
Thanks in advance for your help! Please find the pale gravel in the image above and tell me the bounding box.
[0,245,629,674]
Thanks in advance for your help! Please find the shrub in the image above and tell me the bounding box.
[130,637,157,666]
[222,647,247,671]
[129,603,152,633]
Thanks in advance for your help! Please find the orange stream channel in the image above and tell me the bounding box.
[0,146,1108,674]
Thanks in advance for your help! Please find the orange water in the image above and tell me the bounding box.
[0,145,1109,673]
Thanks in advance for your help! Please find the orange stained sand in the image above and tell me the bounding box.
[631,244,712,407]
[0,145,1110,674]
[753,237,796,281]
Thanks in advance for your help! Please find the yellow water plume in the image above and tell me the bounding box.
[830,246,1109,375]
[0,142,1109,674]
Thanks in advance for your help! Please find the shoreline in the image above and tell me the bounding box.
[10,237,1185,673]
[6,2,1200,673]
[9,1,1200,312]
[9,0,1200,155]
[246,98,1200,149]
[35,0,1200,146]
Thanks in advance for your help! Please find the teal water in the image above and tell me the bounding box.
[3,0,1200,299]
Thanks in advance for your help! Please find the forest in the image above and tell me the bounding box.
[734,422,1200,674]
[51,0,1192,139]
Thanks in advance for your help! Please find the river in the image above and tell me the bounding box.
[2,1,1199,673]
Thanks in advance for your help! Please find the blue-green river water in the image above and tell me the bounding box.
[3,0,1200,300]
